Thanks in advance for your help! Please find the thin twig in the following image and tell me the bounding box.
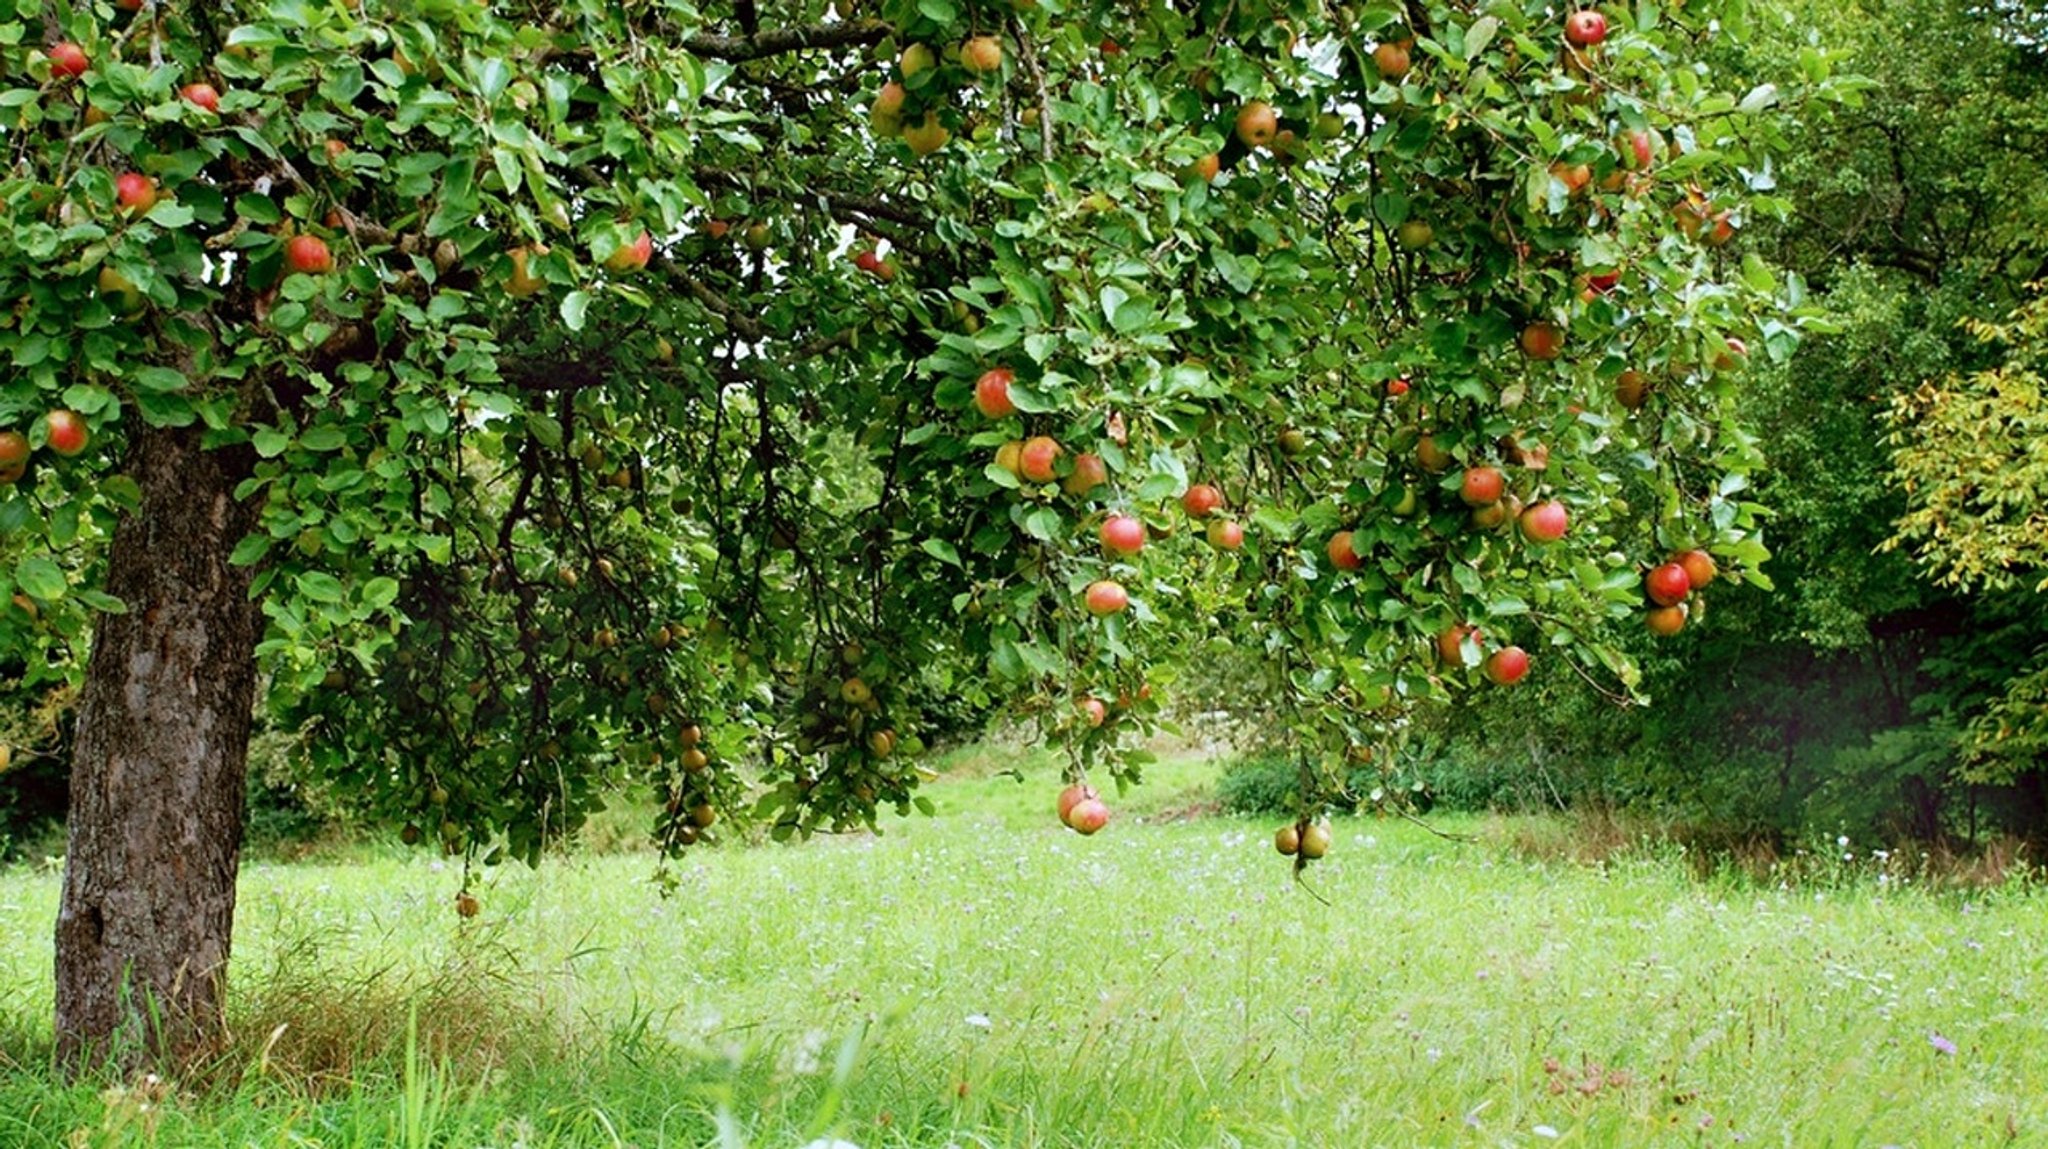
[1009,16,1053,165]
[1390,806,1478,843]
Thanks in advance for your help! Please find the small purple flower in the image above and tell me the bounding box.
[1929,1032,1958,1056]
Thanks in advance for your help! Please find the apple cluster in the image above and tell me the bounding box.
[0,411,88,485]
[868,31,1007,159]
[1056,781,1110,835]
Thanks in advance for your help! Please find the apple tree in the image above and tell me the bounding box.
[0,0,1844,1062]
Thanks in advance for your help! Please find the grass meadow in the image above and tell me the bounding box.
[2,748,2045,1147]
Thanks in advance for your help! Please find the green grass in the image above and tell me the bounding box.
[3,751,2046,1147]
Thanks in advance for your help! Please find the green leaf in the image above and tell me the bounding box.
[235,194,281,225]
[299,426,348,452]
[362,576,401,610]
[144,202,195,229]
[1463,16,1498,61]
[525,413,564,449]
[1021,505,1062,540]
[75,589,127,614]
[921,539,962,567]
[13,556,66,601]
[295,571,346,604]
[560,290,590,331]
[252,428,290,458]
[1738,84,1779,114]
[230,534,273,567]
[132,366,189,393]
[473,56,511,102]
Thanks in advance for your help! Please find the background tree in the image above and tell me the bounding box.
[1885,292,2048,803]
[1391,0,2048,846]
[0,0,1828,1064]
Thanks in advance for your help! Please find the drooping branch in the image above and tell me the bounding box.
[680,20,891,62]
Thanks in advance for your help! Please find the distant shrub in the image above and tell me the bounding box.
[1214,751,1310,817]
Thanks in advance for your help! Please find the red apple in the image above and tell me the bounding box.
[1620,128,1656,171]
[1299,823,1331,859]
[1673,196,1711,239]
[1019,436,1062,483]
[604,229,653,273]
[1585,269,1620,294]
[44,410,88,456]
[0,431,28,482]
[1645,562,1691,606]
[1326,530,1362,570]
[1373,40,1410,79]
[1646,603,1688,636]
[1067,797,1110,835]
[1191,153,1221,183]
[1056,778,1105,823]
[1387,377,1410,397]
[1615,370,1650,410]
[1181,483,1223,518]
[1459,466,1504,507]
[1565,10,1607,46]
[1234,101,1278,149]
[902,112,950,156]
[1416,434,1453,472]
[181,82,221,113]
[1551,162,1593,196]
[899,43,935,77]
[1519,500,1568,543]
[1714,337,1748,372]
[1099,514,1145,555]
[1675,549,1717,590]
[973,367,1017,418]
[284,234,333,274]
[1064,452,1108,496]
[853,249,890,279]
[1469,500,1510,531]
[115,172,157,216]
[961,35,1003,74]
[1077,698,1107,728]
[1520,322,1564,360]
[1084,580,1129,616]
[1437,623,1482,666]
[1484,645,1530,686]
[506,245,547,296]
[993,439,1024,476]
[1206,519,1244,550]
[47,43,88,79]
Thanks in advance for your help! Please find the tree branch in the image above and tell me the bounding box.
[1010,16,1054,164]
[681,20,890,62]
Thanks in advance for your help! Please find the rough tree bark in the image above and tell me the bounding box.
[54,424,261,1066]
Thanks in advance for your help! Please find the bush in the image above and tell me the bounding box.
[1214,751,1307,817]
[1215,748,1441,817]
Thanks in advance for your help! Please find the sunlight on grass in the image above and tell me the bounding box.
[2,752,2045,1147]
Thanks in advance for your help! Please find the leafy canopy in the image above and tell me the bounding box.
[0,0,1844,865]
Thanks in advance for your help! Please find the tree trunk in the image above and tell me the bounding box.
[54,425,261,1067]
